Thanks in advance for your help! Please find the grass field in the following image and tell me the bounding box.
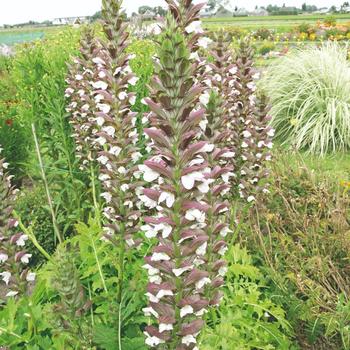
[203,13,350,31]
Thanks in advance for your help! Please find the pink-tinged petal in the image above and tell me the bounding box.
[179,319,205,336]
[184,269,209,287]
[144,160,172,179]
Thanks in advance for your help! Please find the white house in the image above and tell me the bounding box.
[52,16,90,26]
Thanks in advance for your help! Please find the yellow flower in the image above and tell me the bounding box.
[290,118,298,126]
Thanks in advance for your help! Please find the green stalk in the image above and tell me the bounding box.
[90,164,101,225]
[31,123,63,244]
[14,212,52,261]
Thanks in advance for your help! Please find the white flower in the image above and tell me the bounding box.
[148,23,162,35]
[118,91,128,100]
[138,165,160,183]
[20,254,32,264]
[92,57,106,65]
[97,155,109,165]
[132,152,142,163]
[185,209,205,223]
[0,271,11,285]
[242,141,249,148]
[159,323,173,333]
[114,67,122,75]
[200,143,215,153]
[195,277,211,290]
[196,242,207,256]
[199,118,208,131]
[121,184,129,192]
[75,74,83,81]
[151,252,171,261]
[181,172,204,190]
[267,128,275,137]
[129,95,137,105]
[229,66,238,75]
[247,82,256,91]
[243,130,252,138]
[220,226,232,238]
[221,151,235,158]
[156,289,174,299]
[139,196,158,210]
[199,92,210,106]
[190,52,200,61]
[0,253,8,263]
[219,266,228,277]
[143,264,160,276]
[118,166,127,174]
[97,103,111,114]
[16,235,28,247]
[180,305,194,318]
[247,196,256,203]
[98,71,106,79]
[222,172,235,183]
[128,77,139,86]
[109,146,122,156]
[172,265,193,277]
[96,137,107,146]
[92,81,108,90]
[95,116,105,126]
[145,334,165,347]
[198,37,213,49]
[143,307,159,318]
[26,272,36,282]
[101,192,112,203]
[158,192,175,208]
[6,290,18,297]
[218,246,228,256]
[182,334,197,346]
[185,21,203,34]
[102,126,115,137]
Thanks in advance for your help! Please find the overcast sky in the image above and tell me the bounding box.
[0,0,345,26]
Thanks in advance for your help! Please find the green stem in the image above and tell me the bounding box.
[90,164,101,225]
[31,123,63,245]
[14,212,52,261]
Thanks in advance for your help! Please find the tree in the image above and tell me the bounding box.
[91,11,102,22]
[153,6,166,16]
[138,5,153,14]
[302,3,307,11]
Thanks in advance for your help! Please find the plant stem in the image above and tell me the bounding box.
[31,123,63,244]
[90,164,101,225]
[14,212,52,261]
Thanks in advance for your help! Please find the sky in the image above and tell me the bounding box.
[0,0,345,26]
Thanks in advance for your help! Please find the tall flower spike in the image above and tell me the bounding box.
[230,39,274,202]
[66,28,100,170]
[93,0,142,249]
[198,88,235,307]
[0,146,35,300]
[139,12,217,349]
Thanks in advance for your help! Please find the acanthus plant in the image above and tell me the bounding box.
[65,28,100,170]
[138,1,234,348]
[206,35,274,203]
[0,146,35,300]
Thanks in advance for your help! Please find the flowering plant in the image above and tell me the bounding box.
[0,146,35,300]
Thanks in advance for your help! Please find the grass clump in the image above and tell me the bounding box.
[262,43,350,156]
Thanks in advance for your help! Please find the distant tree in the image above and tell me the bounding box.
[138,5,153,14]
[302,3,307,11]
[153,6,166,16]
[91,11,102,22]
[329,5,337,12]
[207,0,229,12]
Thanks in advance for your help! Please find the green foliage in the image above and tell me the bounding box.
[262,43,350,155]
[324,15,337,26]
[244,154,350,348]
[258,41,276,55]
[201,244,297,349]
[15,186,56,265]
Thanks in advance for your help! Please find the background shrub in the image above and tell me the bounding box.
[262,43,350,155]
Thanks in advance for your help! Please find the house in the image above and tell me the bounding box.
[233,8,249,17]
[52,16,90,26]
[215,5,233,17]
[249,8,269,16]
[141,10,156,21]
